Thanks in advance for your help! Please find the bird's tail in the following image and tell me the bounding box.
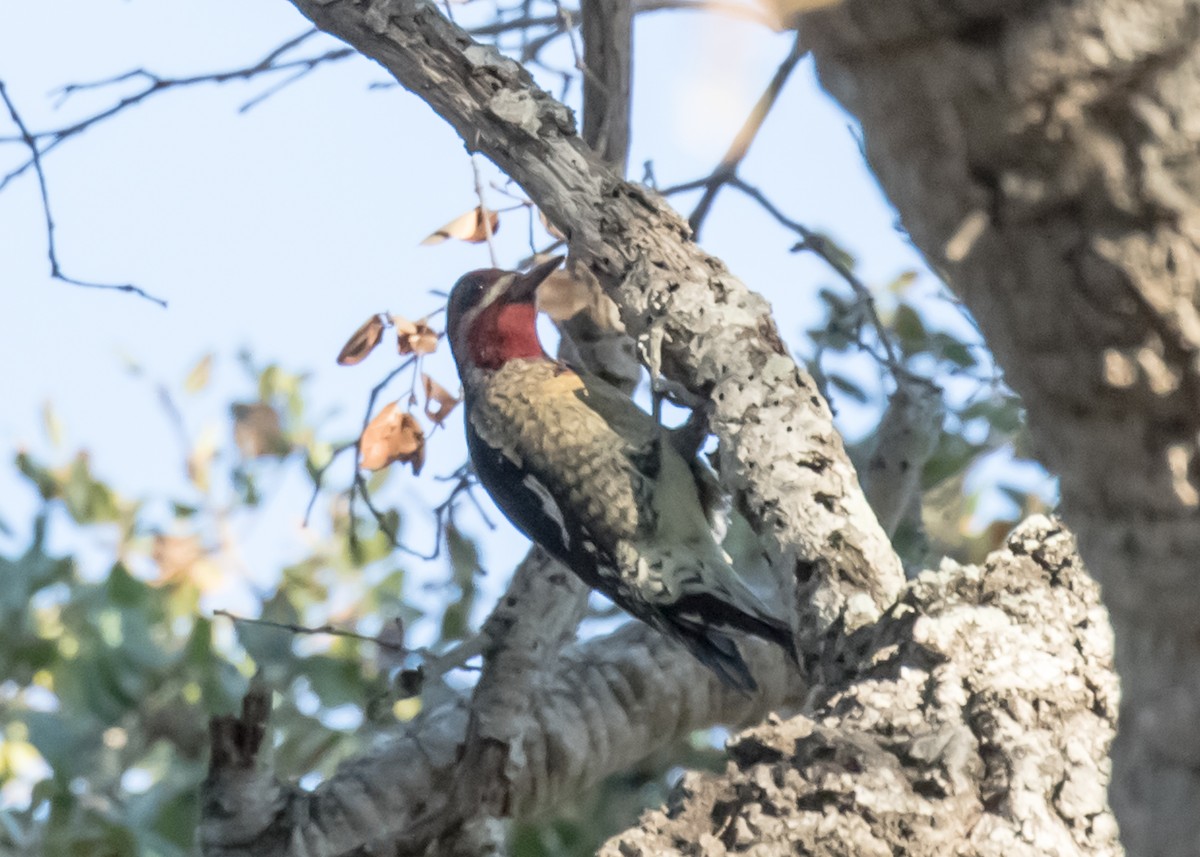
[665,610,759,692]
[662,591,798,693]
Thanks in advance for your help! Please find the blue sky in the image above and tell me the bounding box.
[0,1,987,624]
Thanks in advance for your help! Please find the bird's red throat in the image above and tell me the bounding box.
[468,302,544,369]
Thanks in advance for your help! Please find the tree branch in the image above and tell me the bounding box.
[0,80,167,307]
[603,519,1119,856]
[284,0,904,679]
[683,33,805,238]
[200,609,805,855]
[580,0,633,172]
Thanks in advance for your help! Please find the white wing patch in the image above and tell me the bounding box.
[522,474,571,550]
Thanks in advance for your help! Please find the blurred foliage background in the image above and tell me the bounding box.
[0,257,1051,854]
[0,2,1054,853]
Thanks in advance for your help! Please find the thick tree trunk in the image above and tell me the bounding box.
[804,2,1200,853]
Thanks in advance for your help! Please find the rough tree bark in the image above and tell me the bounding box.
[202,0,905,852]
[804,2,1200,854]
[601,518,1118,857]
[196,0,1149,853]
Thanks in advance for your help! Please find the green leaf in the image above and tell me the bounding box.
[302,655,363,709]
[61,453,120,524]
[171,502,199,519]
[23,711,96,777]
[921,433,984,489]
[42,401,64,448]
[806,231,856,271]
[892,303,927,354]
[236,594,300,669]
[15,452,58,501]
[105,563,150,610]
[446,525,480,588]
[0,516,73,614]
[945,343,975,368]
[885,269,919,294]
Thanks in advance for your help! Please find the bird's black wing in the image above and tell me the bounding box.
[465,417,575,565]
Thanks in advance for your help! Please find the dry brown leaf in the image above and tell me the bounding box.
[536,269,592,322]
[538,209,566,240]
[419,206,500,246]
[392,315,440,355]
[422,373,460,424]
[337,314,386,366]
[232,402,289,458]
[360,401,426,474]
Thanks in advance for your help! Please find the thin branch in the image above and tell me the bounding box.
[635,0,782,28]
[468,0,781,40]
[0,80,167,308]
[213,608,407,651]
[0,46,355,193]
[470,156,499,267]
[303,440,357,526]
[469,12,560,36]
[727,175,904,373]
[683,33,805,237]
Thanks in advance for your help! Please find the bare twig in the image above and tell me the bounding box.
[470,157,499,267]
[303,440,357,526]
[470,12,559,37]
[636,0,781,27]
[727,175,903,373]
[0,80,167,307]
[0,43,354,193]
[679,34,805,238]
[213,607,407,651]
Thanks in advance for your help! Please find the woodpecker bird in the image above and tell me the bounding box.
[447,257,795,691]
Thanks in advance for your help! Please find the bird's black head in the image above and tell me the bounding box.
[446,257,564,369]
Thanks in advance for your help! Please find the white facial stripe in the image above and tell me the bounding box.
[455,277,514,340]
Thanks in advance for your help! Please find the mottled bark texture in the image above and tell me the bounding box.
[201,609,804,855]
[198,0,1135,853]
[804,2,1200,853]
[603,518,1119,857]
[287,0,904,673]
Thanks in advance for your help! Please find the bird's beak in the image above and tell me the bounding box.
[506,255,565,303]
